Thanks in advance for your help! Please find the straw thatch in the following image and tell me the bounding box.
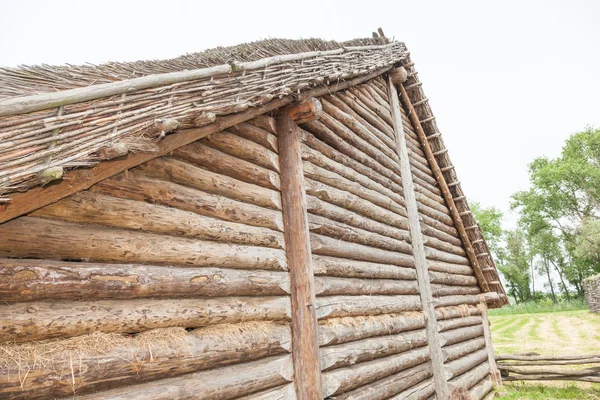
[0,38,406,198]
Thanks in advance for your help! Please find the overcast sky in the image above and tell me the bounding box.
[1,0,599,229]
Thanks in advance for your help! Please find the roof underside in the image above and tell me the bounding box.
[0,34,507,303]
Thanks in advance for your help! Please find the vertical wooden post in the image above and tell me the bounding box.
[478,297,502,386]
[277,113,323,399]
[387,77,450,399]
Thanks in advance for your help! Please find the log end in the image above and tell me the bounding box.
[282,98,322,125]
[390,67,408,84]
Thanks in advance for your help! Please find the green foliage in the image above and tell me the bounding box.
[497,383,600,399]
[575,218,600,266]
[498,229,532,303]
[471,201,504,257]
[488,298,586,316]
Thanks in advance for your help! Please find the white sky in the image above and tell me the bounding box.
[1,0,599,229]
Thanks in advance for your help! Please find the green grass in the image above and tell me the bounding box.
[497,383,600,399]
[489,299,587,316]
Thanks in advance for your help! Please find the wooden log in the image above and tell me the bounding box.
[305,178,409,231]
[0,217,287,271]
[335,92,396,141]
[421,214,460,239]
[321,347,431,397]
[417,202,454,227]
[0,66,391,224]
[0,259,290,302]
[440,325,484,347]
[202,130,280,172]
[446,349,489,380]
[390,67,409,84]
[312,255,415,280]
[430,271,478,287]
[432,284,481,297]
[469,376,494,400]
[348,86,393,127]
[387,377,435,400]
[316,295,422,320]
[315,276,418,296]
[276,113,323,400]
[387,77,449,399]
[310,233,413,266]
[227,122,278,152]
[321,99,399,163]
[135,156,282,210]
[478,299,502,386]
[92,172,284,231]
[303,161,406,217]
[443,337,487,363]
[502,374,600,383]
[301,143,405,208]
[174,141,281,190]
[320,329,427,371]
[437,295,482,308]
[331,362,432,400]
[496,353,600,362]
[75,354,295,400]
[283,97,323,124]
[31,191,285,249]
[497,358,600,366]
[425,236,467,257]
[306,196,410,244]
[426,247,471,265]
[438,316,484,332]
[498,365,600,377]
[234,383,296,400]
[308,213,411,253]
[248,114,277,135]
[0,322,291,399]
[318,312,426,347]
[0,296,291,343]
[449,362,490,391]
[429,260,475,276]
[436,305,481,321]
[301,127,404,193]
[304,120,404,187]
[361,84,390,109]
[398,82,489,293]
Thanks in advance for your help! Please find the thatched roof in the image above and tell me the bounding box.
[0,37,405,198]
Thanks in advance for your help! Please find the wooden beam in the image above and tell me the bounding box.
[387,76,449,399]
[276,113,323,399]
[0,66,391,224]
[283,98,323,124]
[398,82,490,293]
[478,297,502,387]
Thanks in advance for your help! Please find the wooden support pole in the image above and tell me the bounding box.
[276,113,323,399]
[398,82,490,293]
[478,296,502,386]
[387,76,450,399]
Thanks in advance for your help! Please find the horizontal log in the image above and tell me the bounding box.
[318,312,426,347]
[306,196,410,244]
[437,295,482,308]
[428,260,475,276]
[497,358,600,366]
[310,233,413,266]
[440,325,484,347]
[436,305,481,321]
[92,172,284,231]
[443,337,487,363]
[320,329,427,371]
[438,316,483,332]
[502,374,600,383]
[312,256,416,280]
[0,296,291,343]
[304,120,403,187]
[387,377,435,399]
[303,161,406,217]
[421,222,463,247]
[248,115,277,135]
[449,361,490,390]
[308,213,411,253]
[431,284,481,297]
[421,214,460,240]
[495,353,600,362]
[498,365,600,376]
[301,129,404,196]
[417,202,454,228]
[335,92,396,141]
[316,295,422,320]
[301,143,405,208]
[0,322,291,399]
[321,347,431,397]
[305,178,409,231]
[315,276,418,296]
[348,86,393,128]
[331,362,432,400]
[174,141,281,190]
[75,354,295,400]
[424,234,467,256]
[426,247,470,265]
[0,217,287,271]
[469,376,494,400]
[31,191,285,249]
[0,258,290,303]
[227,122,278,152]
[430,271,478,287]
[446,349,489,379]
[234,383,296,400]
[135,157,282,210]
[202,130,280,172]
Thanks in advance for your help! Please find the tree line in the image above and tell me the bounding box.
[472,127,600,303]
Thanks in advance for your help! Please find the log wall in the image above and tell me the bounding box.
[0,75,496,399]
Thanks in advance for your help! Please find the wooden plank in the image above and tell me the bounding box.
[276,112,323,399]
[478,297,502,386]
[398,82,489,293]
[387,76,450,399]
[0,67,391,224]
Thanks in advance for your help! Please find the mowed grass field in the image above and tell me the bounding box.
[489,308,600,399]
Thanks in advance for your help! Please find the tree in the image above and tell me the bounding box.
[498,230,532,303]
[470,201,504,259]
